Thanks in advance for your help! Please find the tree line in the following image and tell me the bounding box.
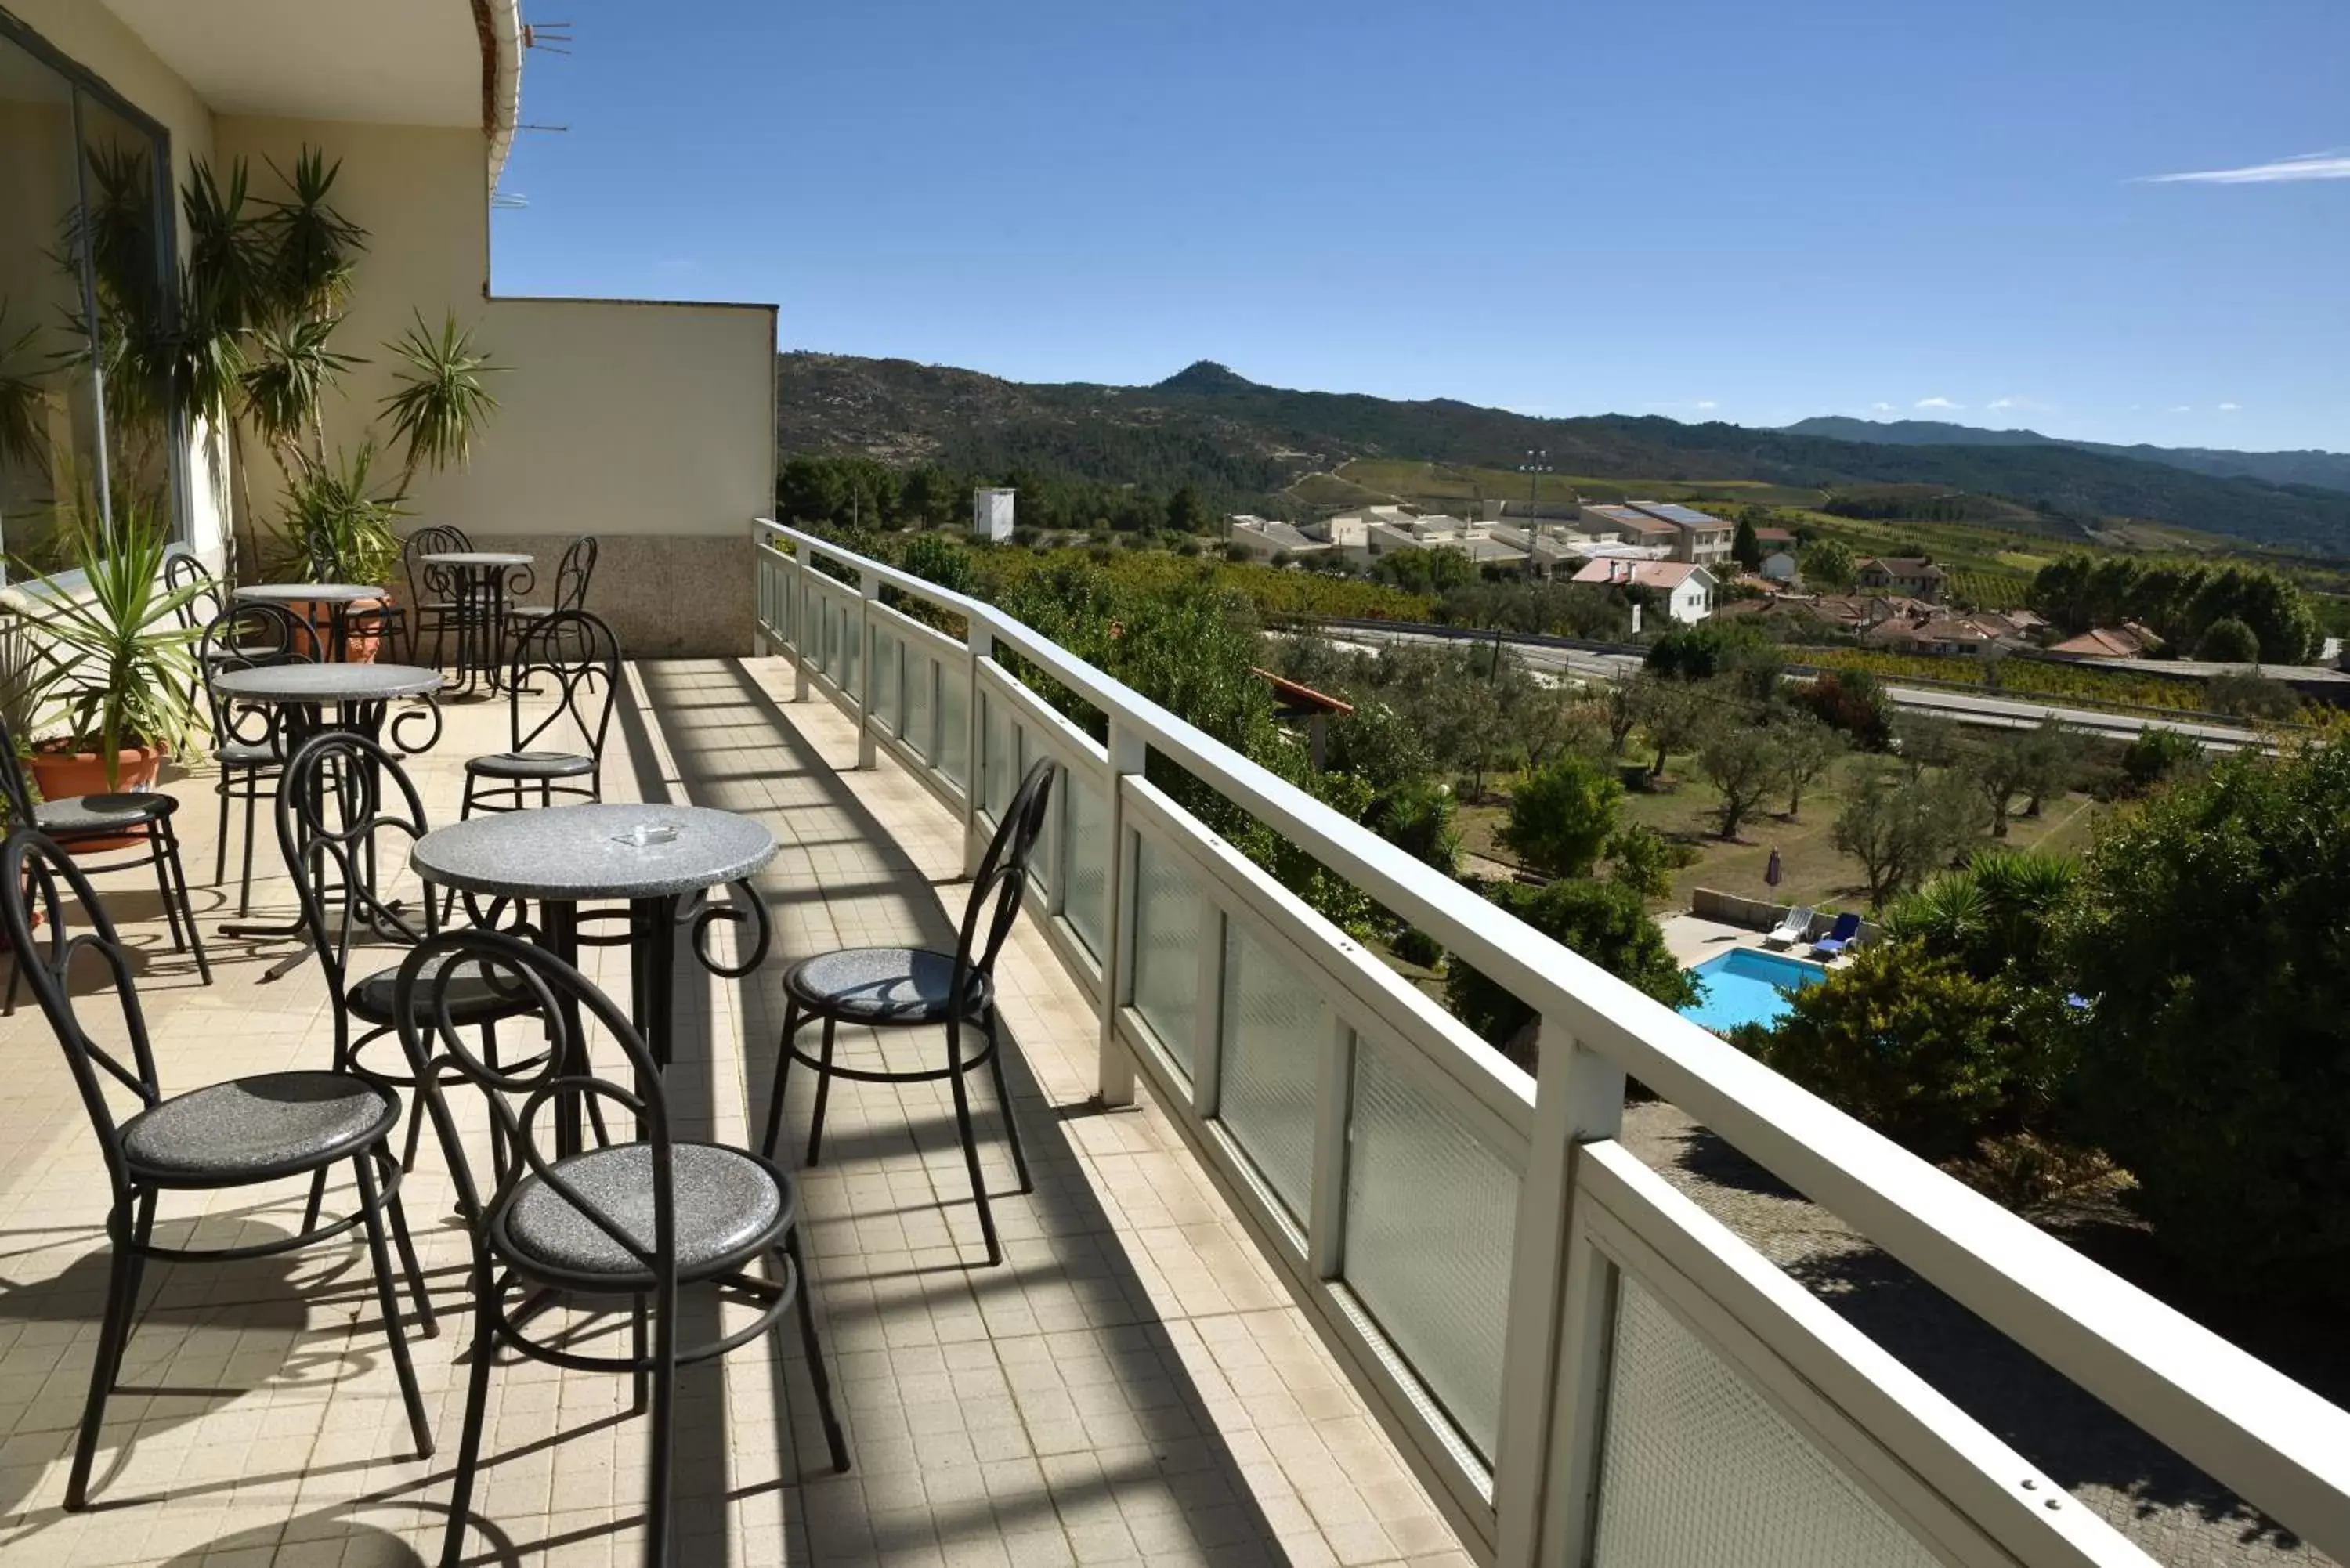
[2027,554,2319,663]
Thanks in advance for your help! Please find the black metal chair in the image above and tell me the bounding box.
[0,830,436,1508]
[0,714,209,1007]
[162,551,225,636]
[397,926,848,1568]
[278,729,537,1177]
[506,534,598,634]
[197,602,315,916]
[398,523,472,667]
[758,757,1055,1266]
[457,609,621,818]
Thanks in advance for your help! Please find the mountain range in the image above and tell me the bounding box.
[1781,416,2350,497]
[775,353,2350,555]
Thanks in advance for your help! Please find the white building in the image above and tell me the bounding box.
[973,488,1016,542]
[1571,557,1718,622]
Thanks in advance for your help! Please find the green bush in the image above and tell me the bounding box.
[2119,727,2204,791]
[1603,824,1697,899]
[1370,781,1461,875]
[1799,670,1893,750]
[1445,879,1694,1058]
[2066,739,2350,1286]
[1758,941,2023,1160]
[1500,754,1623,877]
[2193,615,2260,663]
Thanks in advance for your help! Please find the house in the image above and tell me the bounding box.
[1757,549,1800,583]
[1226,517,1328,562]
[1623,502,1736,566]
[1571,558,1716,622]
[1579,504,1682,551]
[1854,556,1948,604]
[0,0,771,657]
[2049,624,2161,659]
[1753,526,1798,551]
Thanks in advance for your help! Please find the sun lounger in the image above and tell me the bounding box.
[1761,905,1813,949]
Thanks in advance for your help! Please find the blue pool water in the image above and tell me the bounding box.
[1678,948,1828,1032]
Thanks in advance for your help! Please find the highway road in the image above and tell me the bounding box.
[1302,622,2267,752]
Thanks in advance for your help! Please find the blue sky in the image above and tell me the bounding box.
[493,0,2350,453]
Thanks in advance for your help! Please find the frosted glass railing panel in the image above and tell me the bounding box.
[982,690,1014,822]
[1063,773,1111,960]
[1216,926,1326,1227]
[905,653,935,760]
[841,604,862,699]
[1022,727,1058,899]
[1592,1274,1943,1568]
[1343,1036,1518,1463]
[1129,836,1206,1078]
[938,665,971,788]
[873,632,901,732]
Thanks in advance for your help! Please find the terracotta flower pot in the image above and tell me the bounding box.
[27,744,166,851]
[289,598,385,663]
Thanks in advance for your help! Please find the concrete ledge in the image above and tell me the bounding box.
[452,531,755,659]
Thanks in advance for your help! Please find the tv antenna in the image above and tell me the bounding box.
[522,21,573,55]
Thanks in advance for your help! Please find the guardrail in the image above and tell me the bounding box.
[752,520,2349,1568]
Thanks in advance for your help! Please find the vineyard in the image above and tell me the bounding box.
[971,546,1439,623]
[1799,645,2263,717]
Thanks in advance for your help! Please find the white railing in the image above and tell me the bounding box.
[751,520,2350,1568]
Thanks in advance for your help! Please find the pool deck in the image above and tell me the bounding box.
[1662,912,1851,970]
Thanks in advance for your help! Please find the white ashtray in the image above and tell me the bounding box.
[615,823,682,847]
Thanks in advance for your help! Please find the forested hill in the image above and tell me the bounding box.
[776,353,2350,554]
[1784,415,2350,497]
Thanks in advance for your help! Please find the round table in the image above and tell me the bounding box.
[419,551,533,698]
[232,582,388,662]
[410,804,777,1151]
[212,663,445,972]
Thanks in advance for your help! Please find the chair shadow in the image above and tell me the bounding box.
[629,657,1325,1567]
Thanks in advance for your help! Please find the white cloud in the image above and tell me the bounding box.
[1869,401,1896,415]
[2170,404,2193,413]
[1695,399,1718,410]
[2218,401,2241,411]
[2142,150,2350,185]
[1914,396,1963,410]
[1985,395,2050,414]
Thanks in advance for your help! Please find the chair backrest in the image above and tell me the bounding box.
[1827,910,1860,940]
[163,553,223,633]
[505,609,621,768]
[401,524,471,605]
[197,602,316,755]
[276,730,436,1050]
[0,831,163,1198]
[393,926,673,1270]
[550,535,598,612]
[956,757,1058,992]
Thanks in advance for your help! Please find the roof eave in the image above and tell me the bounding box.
[476,0,522,183]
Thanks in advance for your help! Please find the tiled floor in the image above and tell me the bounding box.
[0,656,1470,1567]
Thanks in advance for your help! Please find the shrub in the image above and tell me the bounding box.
[1500,753,1622,877]
[1799,670,1893,750]
[2204,669,2300,721]
[2119,726,2204,791]
[898,529,974,596]
[2193,615,2260,663]
[1603,824,1697,900]
[1759,941,2022,1160]
[2065,739,2350,1284]
[1371,782,1461,875]
[1390,927,1444,967]
[1325,700,1433,793]
[1832,765,1983,905]
[1446,879,1694,1060]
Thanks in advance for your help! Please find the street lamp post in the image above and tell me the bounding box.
[1494,447,1552,681]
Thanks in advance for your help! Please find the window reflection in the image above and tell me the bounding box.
[0,26,178,580]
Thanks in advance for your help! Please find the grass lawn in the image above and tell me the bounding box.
[1457,751,2103,916]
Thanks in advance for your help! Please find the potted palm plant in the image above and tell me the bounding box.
[12,497,204,846]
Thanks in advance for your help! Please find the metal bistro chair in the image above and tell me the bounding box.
[399,927,848,1568]
[197,602,315,916]
[457,609,621,818]
[759,757,1056,1266]
[0,831,436,1508]
[505,534,598,635]
[162,551,225,638]
[398,523,472,667]
[278,730,538,1178]
[0,714,210,1009]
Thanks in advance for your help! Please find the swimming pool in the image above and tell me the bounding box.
[1678,948,1828,1033]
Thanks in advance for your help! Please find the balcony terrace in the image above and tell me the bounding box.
[0,526,2337,1567]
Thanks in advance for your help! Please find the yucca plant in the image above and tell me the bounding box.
[0,302,44,471]
[240,315,359,476]
[13,494,205,786]
[278,444,403,585]
[262,148,366,320]
[381,310,501,493]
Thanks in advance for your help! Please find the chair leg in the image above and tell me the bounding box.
[645,1279,680,1568]
[947,1031,1001,1267]
[804,1014,838,1166]
[784,1228,849,1472]
[5,945,21,1017]
[382,1165,439,1335]
[351,1154,433,1458]
[302,1167,328,1234]
[631,1293,649,1413]
[982,1009,1032,1195]
[759,1000,801,1161]
[238,780,261,917]
[439,1267,499,1568]
[213,771,230,888]
[65,1201,143,1510]
[149,827,186,955]
[112,1190,157,1391]
[161,821,211,985]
